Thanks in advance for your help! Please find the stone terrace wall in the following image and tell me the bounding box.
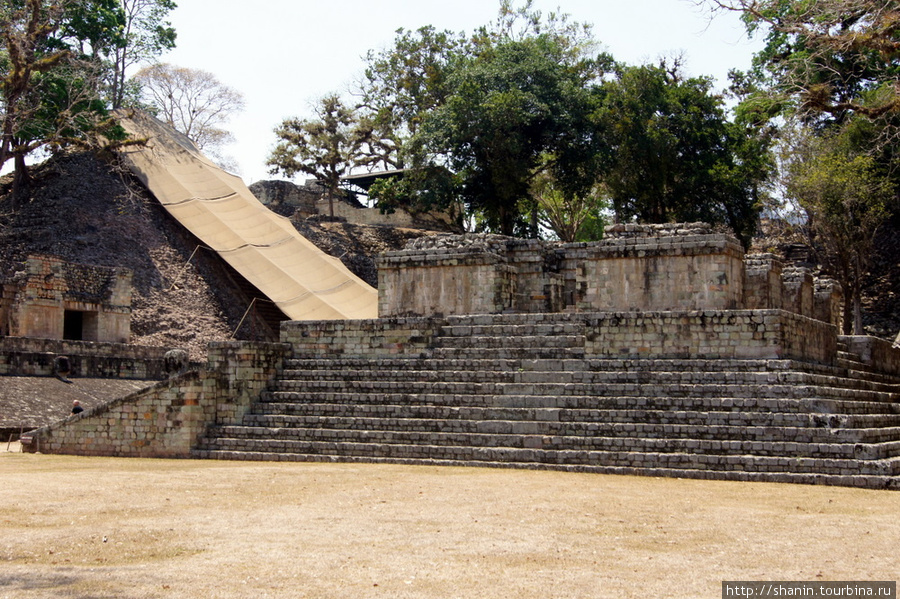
[585,310,837,363]
[282,317,445,358]
[0,336,170,379]
[21,342,288,457]
[281,310,837,364]
[378,236,517,317]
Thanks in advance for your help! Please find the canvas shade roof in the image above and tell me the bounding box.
[115,110,378,321]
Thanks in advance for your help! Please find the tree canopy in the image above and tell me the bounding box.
[599,62,770,245]
[702,0,900,333]
[270,1,770,242]
[0,0,177,198]
[267,94,367,218]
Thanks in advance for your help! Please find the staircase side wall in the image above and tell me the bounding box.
[21,342,288,457]
[841,336,900,376]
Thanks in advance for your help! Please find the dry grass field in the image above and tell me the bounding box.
[1,448,898,598]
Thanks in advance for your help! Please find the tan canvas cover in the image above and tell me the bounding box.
[115,110,377,321]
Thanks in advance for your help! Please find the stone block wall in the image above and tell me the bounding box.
[842,335,900,376]
[585,310,835,362]
[282,317,444,358]
[566,224,745,312]
[378,236,517,317]
[507,240,564,313]
[744,254,784,310]
[0,336,170,379]
[814,279,843,328]
[21,342,289,457]
[783,267,814,319]
[376,225,847,332]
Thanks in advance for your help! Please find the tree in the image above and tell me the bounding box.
[1,0,129,199]
[598,61,769,245]
[701,0,900,128]
[267,94,368,218]
[109,0,177,109]
[413,33,608,236]
[532,170,608,242]
[786,121,894,334]
[355,25,464,171]
[134,63,244,169]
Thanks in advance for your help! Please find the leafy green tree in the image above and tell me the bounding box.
[268,94,368,218]
[109,0,177,109]
[703,0,900,127]
[413,33,608,236]
[356,25,464,171]
[786,121,894,334]
[532,169,608,242]
[599,62,769,245]
[0,0,129,199]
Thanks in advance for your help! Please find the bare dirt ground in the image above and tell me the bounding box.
[1,450,898,599]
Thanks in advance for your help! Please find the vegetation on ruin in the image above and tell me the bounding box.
[269,1,769,243]
[701,0,900,333]
[0,0,176,200]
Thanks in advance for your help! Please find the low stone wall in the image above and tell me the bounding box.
[585,310,837,362]
[282,317,445,358]
[842,336,900,377]
[377,236,518,317]
[0,337,171,379]
[21,342,288,457]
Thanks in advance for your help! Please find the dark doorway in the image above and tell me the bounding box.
[63,310,84,340]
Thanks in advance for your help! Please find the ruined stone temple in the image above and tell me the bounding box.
[0,255,132,344]
[20,223,900,489]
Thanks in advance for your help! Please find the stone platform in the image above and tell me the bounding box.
[189,311,900,489]
[20,225,900,488]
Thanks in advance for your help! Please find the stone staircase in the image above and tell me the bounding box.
[193,315,900,489]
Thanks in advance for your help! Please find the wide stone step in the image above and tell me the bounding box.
[438,323,586,338]
[275,367,900,394]
[428,347,587,359]
[252,402,900,429]
[281,357,900,384]
[268,379,899,403]
[259,391,900,415]
[191,438,900,476]
[433,334,586,350]
[205,425,900,460]
[239,414,900,444]
[189,449,900,489]
[282,357,807,373]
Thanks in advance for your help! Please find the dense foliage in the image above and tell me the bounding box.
[271,1,770,242]
[704,0,900,332]
[0,0,176,197]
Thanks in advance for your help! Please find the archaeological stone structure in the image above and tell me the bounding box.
[0,255,133,344]
[21,224,900,489]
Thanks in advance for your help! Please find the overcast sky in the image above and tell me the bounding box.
[160,0,764,184]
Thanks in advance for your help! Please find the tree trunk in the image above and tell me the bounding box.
[10,153,31,209]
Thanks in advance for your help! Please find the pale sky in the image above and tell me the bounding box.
[160,0,765,184]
